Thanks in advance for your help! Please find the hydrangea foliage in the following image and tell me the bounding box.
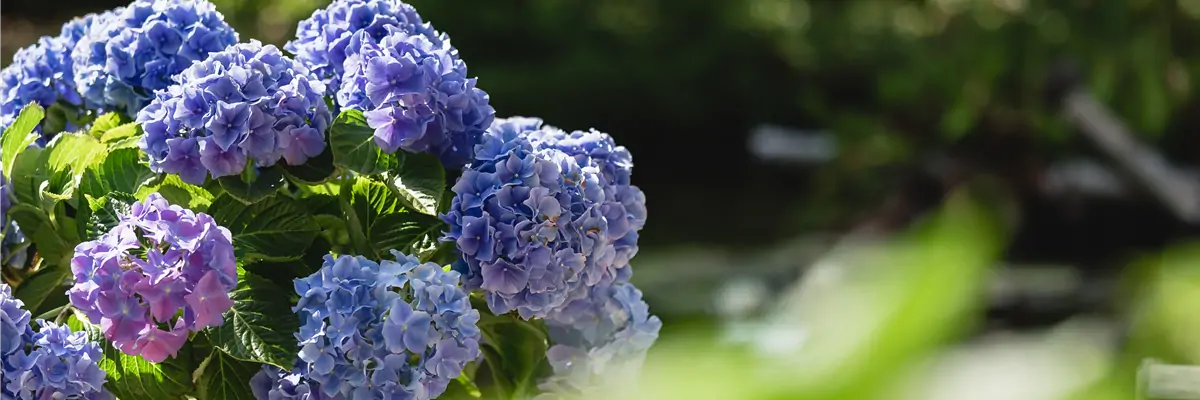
[1,284,111,400]
[279,251,480,399]
[442,117,645,319]
[137,41,332,184]
[72,0,239,113]
[67,193,237,362]
[0,13,105,138]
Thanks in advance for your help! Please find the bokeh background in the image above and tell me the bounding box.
[5,0,1200,398]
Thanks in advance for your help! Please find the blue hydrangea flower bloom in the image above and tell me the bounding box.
[72,0,238,113]
[68,193,236,362]
[0,284,33,363]
[537,281,661,398]
[286,251,480,399]
[5,322,111,399]
[0,13,107,140]
[1,284,112,400]
[342,29,494,168]
[285,0,443,95]
[251,365,334,400]
[137,41,332,184]
[442,117,645,319]
[523,121,647,275]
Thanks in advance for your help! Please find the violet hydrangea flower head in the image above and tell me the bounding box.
[72,0,238,113]
[442,117,640,319]
[3,321,112,400]
[285,0,443,95]
[67,193,236,362]
[287,251,480,399]
[136,40,332,184]
[523,121,647,278]
[343,29,494,168]
[0,12,107,139]
[537,281,661,398]
[0,284,33,361]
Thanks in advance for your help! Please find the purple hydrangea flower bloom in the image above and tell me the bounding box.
[442,117,646,319]
[285,0,443,96]
[0,13,106,140]
[523,122,647,279]
[537,282,661,398]
[68,194,236,362]
[339,29,494,168]
[137,41,332,184]
[72,0,238,113]
[269,251,480,399]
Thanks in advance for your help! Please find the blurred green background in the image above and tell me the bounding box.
[5,0,1200,398]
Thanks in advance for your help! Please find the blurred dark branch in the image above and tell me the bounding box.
[1062,92,1200,224]
[1050,62,1200,224]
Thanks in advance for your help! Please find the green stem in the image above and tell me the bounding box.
[55,305,71,324]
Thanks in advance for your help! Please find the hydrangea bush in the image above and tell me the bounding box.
[0,0,658,399]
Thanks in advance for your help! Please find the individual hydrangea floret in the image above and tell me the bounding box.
[67,193,237,362]
[72,0,238,113]
[537,281,661,398]
[1,284,112,400]
[442,117,643,319]
[285,251,480,399]
[137,41,332,184]
[285,0,443,95]
[342,29,494,168]
[2,223,29,271]
[0,12,106,139]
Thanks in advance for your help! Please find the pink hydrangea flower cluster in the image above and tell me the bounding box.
[68,193,237,362]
